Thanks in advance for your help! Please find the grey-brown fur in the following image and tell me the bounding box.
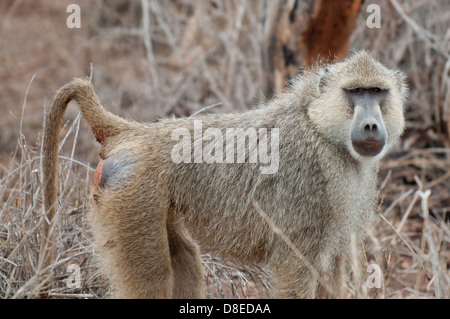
[43,51,407,298]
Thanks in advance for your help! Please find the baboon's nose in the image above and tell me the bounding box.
[361,117,381,136]
[352,117,386,157]
[364,123,377,132]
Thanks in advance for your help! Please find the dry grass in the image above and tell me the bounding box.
[1,0,449,298]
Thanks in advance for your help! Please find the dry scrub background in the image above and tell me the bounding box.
[0,0,449,298]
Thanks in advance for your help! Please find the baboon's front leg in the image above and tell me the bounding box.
[317,255,347,298]
[269,262,318,298]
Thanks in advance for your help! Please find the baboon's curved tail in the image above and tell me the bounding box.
[40,77,129,278]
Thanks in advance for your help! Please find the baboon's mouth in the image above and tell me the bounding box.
[352,139,385,157]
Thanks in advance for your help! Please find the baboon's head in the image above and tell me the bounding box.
[308,50,408,161]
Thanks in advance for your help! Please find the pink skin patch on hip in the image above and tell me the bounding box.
[93,160,104,187]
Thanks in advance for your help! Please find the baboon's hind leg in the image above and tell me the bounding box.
[168,220,205,298]
[91,188,174,298]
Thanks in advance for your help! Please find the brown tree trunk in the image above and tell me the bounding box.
[263,0,362,97]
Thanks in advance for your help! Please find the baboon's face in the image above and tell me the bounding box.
[345,87,388,157]
[308,52,407,161]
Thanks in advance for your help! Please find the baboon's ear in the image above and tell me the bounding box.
[395,70,408,95]
[318,67,330,94]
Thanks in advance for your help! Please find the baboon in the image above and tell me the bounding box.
[43,51,407,298]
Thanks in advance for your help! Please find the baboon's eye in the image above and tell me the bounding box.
[349,88,363,94]
[369,88,382,94]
